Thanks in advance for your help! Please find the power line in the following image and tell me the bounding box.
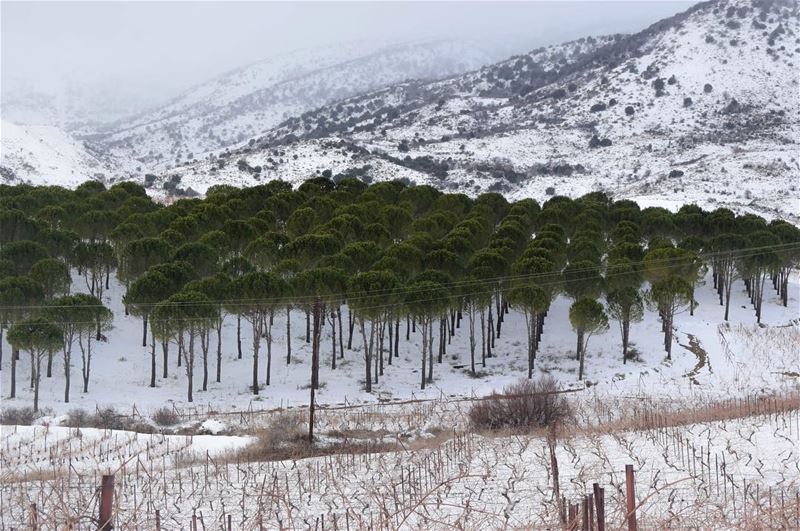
[0,245,796,326]
[1,241,797,312]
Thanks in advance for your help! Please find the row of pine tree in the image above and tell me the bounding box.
[1,178,798,411]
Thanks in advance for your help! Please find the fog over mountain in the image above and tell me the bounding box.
[1,1,695,125]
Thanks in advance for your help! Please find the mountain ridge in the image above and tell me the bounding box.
[157,0,797,221]
[2,0,797,222]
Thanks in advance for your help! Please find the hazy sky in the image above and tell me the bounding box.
[2,1,696,118]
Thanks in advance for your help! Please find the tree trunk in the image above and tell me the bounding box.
[237,315,242,359]
[578,329,586,381]
[33,352,41,412]
[420,317,427,390]
[308,379,315,443]
[306,309,311,343]
[394,317,400,358]
[286,307,292,365]
[142,314,148,348]
[665,311,674,359]
[64,342,72,402]
[150,330,156,388]
[337,307,344,359]
[10,347,17,398]
[162,339,169,379]
[216,319,222,383]
[622,319,630,364]
[186,332,194,403]
[46,350,52,378]
[527,311,535,379]
[437,318,443,364]
[782,274,789,307]
[329,310,337,370]
[360,319,372,393]
[311,300,322,390]
[251,317,260,395]
[82,336,92,393]
[348,309,355,350]
[538,313,545,342]
[265,313,273,386]
[307,301,322,443]
[486,303,494,358]
[387,316,393,365]
[480,309,486,368]
[378,318,385,377]
[202,329,209,392]
[427,320,434,383]
[468,306,476,376]
[724,280,733,322]
[755,273,765,324]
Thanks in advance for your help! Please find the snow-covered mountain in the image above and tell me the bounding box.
[164,0,798,220]
[3,0,797,220]
[0,120,125,187]
[1,77,152,129]
[80,39,507,172]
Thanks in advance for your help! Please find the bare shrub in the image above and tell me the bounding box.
[64,408,91,427]
[63,407,154,433]
[129,422,156,434]
[0,407,46,426]
[237,412,311,461]
[469,377,572,431]
[260,412,305,448]
[152,406,180,427]
[88,407,131,431]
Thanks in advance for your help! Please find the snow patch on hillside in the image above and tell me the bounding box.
[0,120,122,187]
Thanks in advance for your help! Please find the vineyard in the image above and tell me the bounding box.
[1,392,799,528]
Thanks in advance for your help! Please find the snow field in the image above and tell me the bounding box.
[2,266,796,418]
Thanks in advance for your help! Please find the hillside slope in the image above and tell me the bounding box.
[167,0,798,219]
[0,120,123,187]
[83,40,506,172]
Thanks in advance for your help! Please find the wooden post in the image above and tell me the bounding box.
[227,514,232,531]
[593,483,605,531]
[30,503,38,530]
[625,465,637,531]
[155,510,161,531]
[99,474,115,530]
[582,496,589,531]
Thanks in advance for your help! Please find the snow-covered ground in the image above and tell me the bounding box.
[1,245,797,529]
[1,267,797,419]
[2,400,798,528]
[1,425,253,477]
[0,120,127,186]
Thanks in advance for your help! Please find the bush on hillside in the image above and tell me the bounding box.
[469,377,572,431]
